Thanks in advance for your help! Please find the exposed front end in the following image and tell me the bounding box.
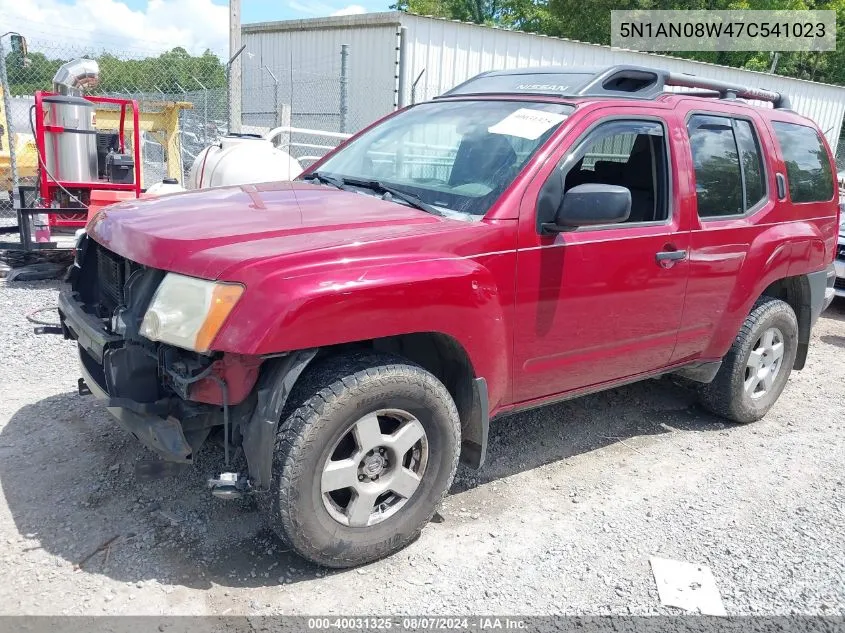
[58,234,260,463]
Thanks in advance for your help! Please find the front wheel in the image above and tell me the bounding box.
[699,297,798,423]
[262,352,461,568]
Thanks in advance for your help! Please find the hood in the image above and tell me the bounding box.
[89,181,453,279]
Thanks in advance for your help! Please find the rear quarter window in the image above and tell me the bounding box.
[771,121,834,203]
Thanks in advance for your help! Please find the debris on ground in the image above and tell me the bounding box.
[650,556,726,615]
[74,535,120,571]
[6,263,67,282]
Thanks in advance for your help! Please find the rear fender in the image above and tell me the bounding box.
[703,224,826,360]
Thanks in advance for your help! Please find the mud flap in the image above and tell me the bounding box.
[459,377,489,469]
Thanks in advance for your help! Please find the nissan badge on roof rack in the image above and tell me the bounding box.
[440,65,790,108]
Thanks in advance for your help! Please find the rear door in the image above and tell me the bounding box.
[669,106,779,363]
[512,107,691,403]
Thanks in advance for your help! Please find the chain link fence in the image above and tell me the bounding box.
[240,44,397,170]
[0,38,232,221]
[0,37,375,224]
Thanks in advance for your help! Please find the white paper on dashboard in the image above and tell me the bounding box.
[488,108,567,140]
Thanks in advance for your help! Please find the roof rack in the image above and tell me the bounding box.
[439,65,791,109]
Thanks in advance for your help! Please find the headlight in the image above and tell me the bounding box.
[140,273,244,352]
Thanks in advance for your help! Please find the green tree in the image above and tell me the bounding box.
[394,0,845,85]
[5,47,226,95]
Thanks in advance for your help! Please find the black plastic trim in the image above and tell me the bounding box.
[459,377,489,470]
[672,360,722,384]
[58,290,121,364]
[807,266,833,326]
[241,349,319,489]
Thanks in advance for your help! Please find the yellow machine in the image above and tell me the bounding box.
[94,100,194,185]
[0,85,38,191]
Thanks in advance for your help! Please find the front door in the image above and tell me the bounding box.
[513,111,690,403]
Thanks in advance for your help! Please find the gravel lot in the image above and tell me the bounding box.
[0,279,843,616]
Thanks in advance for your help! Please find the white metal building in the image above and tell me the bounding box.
[241,11,845,151]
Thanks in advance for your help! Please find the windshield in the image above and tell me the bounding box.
[312,100,573,217]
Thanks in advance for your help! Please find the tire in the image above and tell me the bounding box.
[699,297,799,424]
[261,351,461,568]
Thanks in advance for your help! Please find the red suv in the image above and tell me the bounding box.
[56,66,839,568]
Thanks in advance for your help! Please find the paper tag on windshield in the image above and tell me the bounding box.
[488,108,567,140]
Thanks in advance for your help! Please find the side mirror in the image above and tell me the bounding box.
[542,183,631,233]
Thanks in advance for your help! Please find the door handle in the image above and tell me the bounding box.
[776,173,787,200]
[655,249,687,268]
[656,250,686,261]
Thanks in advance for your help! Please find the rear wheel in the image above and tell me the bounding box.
[699,297,798,423]
[262,352,460,568]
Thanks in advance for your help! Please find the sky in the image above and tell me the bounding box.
[0,0,391,57]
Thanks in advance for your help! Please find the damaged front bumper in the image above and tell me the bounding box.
[77,349,198,462]
[54,237,316,487]
[60,289,211,462]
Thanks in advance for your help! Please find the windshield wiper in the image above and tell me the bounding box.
[301,171,344,189]
[342,177,446,217]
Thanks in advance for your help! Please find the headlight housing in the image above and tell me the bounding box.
[140,273,244,352]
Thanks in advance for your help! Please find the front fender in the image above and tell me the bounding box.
[212,256,512,411]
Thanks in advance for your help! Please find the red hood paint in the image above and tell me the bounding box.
[88,181,453,279]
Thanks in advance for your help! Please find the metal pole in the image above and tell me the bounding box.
[340,44,349,133]
[263,66,280,128]
[0,36,19,205]
[228,0,242,133]
[191,76,209,145]
[397,27,408,109]
[769,52,780,74]
[411,69,425,106]
[225,44,245,135]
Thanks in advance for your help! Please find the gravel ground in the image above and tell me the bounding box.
[0,279,843,616]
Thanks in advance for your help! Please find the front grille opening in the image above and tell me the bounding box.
[97,247,124,308]
[91,243,142,315]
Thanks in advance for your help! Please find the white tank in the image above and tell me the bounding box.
[188,134,302,190]
[145,178,186,196]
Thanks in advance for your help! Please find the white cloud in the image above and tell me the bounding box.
[1,0,228,56]
[331,4,366,15]
[288,0,368,17]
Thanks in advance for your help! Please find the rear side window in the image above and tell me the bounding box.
[771,122,834,203]
[687,115,767,218]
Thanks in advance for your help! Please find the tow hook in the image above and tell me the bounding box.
[33,325,63,335]
[78,377,92,396]
[208,472,251,500]
[28,306,63,335]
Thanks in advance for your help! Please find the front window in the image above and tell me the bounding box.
[314,100,573,217]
